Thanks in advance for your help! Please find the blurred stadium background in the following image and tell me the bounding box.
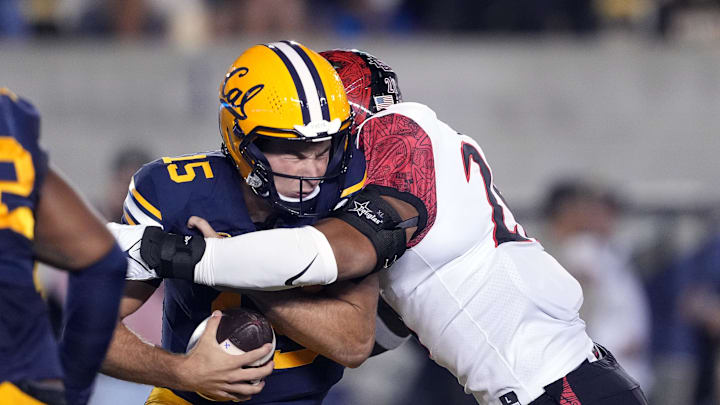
[2,0,720,404]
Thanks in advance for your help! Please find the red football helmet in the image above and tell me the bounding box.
[320,49,402,127]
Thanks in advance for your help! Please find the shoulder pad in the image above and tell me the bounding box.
[0,89,41,148]
[359,102,437,135]
[0,89,49,192]
[122,152,235,229]
[122,160,167,228]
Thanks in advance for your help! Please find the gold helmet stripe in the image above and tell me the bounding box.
[267,41,327,125]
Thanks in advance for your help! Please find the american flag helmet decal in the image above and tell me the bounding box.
[373,95,396,111]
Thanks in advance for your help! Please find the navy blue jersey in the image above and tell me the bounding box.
[122,149,366,404]
[0,89,61,382]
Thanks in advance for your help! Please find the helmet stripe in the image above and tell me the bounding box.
[283,41,330,122]
[268,41,324,125]
[267,44,311,124]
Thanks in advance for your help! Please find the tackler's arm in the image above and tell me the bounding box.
[108,186,420,290]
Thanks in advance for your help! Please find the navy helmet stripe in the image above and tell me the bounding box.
[266,44,311,125]
[283,41,330,122]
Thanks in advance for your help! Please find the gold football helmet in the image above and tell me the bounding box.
[219,41,355,217]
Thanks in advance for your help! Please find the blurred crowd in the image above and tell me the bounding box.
[1,0,720,41]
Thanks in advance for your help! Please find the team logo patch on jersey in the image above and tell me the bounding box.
[348,200,383,225]
[499,391,520,405]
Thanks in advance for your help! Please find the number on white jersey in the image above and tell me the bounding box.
[460,141,530,246]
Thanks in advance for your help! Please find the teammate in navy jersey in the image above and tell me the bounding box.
[0,88,127,405]
[100,42,379,404]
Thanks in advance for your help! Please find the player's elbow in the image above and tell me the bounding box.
[339,352,370,369]
[339,333,374,368]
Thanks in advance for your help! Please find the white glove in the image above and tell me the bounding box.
[106,222,158,280]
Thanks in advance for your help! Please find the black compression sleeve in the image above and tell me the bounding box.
[139,227,206,281]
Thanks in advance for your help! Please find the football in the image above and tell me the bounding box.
[187,307,276,367]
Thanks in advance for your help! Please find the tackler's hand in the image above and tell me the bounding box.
[188,216,221,238]
[106,222,158,280]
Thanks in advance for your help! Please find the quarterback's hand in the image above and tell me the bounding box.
[105,222,158,280]
[178,311,274,401]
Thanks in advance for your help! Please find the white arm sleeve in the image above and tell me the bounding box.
[193,226,338,291]
[106,222,158,281]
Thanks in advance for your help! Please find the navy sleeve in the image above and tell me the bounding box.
[60,245,127,405]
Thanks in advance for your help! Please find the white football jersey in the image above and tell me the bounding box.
[361,103,594,405]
